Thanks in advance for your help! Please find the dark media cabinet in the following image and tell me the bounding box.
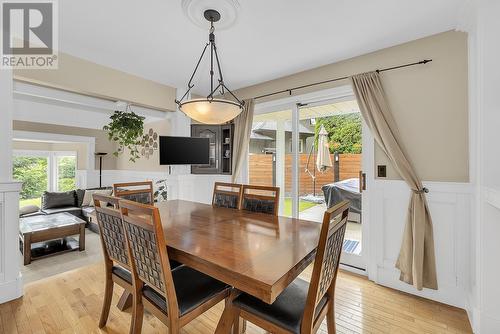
[191,124,234,175]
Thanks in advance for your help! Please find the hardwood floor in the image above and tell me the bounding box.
[1,263,472,334]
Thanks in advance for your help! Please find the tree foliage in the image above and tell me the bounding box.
[57,156,76,191]
[13,157,48,200]
[315,113,362,154]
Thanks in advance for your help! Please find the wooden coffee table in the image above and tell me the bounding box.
[19,212,86,265]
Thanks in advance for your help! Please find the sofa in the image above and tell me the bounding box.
[19,187,112,233]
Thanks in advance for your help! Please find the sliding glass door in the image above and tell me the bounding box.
[249,94,368,270]
[297,99,365,269]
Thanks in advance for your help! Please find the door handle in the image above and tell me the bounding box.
[359,171,366,192]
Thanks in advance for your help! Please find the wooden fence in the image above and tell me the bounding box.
[249,153,361,196]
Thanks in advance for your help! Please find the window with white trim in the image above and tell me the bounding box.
[13,150,77,207]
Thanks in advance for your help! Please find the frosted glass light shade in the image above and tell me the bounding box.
[179,98,243,124]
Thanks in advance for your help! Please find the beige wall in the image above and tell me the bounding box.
[14,52,177,112]
[12,141,51,151]
[234,31,469,182]
[116,119,170,172]
[13,141,88,169]
[13,121,117,170]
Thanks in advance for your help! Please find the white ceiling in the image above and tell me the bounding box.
[60,0,466,95]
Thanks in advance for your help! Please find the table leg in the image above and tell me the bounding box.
[23,233,31,265]
[79,224,85,251]
[117,291,133,311]
[215,289,240,334]
[233,309,244,334]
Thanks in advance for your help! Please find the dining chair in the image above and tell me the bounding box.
[212,182,243,209]
[240,185,280,216]
[119,199,232,334]
[93,194,134,329]
[113,181,154,205]
[232,200,350,334]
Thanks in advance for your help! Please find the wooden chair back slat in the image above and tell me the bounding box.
[212,182,243,209]
[120,199,180,318]
[301,200,350,333]
[113,181,154,205]
[240,185,280,216]
[93,194,129,268]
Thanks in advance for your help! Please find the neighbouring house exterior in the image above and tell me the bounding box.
[249,120,315,154]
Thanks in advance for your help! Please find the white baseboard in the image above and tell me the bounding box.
[376,264,465,308]
[0,274,23,304]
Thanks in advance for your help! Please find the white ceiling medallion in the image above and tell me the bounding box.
[182,0,240,30]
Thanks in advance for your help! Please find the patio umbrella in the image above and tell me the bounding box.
[316,125,333,172]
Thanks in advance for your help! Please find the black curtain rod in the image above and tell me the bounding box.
[253,59,432,100]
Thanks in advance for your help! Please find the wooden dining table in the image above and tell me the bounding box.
[155,199,322,333]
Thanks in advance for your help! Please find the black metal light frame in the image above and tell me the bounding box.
[175,9,245,110]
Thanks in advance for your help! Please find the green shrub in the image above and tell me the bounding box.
[315,113,362,154]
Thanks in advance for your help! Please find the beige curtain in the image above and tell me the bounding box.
[350,72,437,290]
[232,99,255,182]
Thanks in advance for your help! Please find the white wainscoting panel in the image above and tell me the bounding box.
[368,180,472,308]
[0,182,23,303]
[83,169,231,204]
[484,186,500,210]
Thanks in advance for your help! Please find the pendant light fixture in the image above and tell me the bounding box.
[175,9,244,124]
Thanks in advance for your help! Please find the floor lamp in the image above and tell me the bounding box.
[95,152,107,188]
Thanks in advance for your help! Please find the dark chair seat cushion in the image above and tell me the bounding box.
[112,266,132,284]
[142,266,228,316]
[42,206,82,216]
[233,278,327,334]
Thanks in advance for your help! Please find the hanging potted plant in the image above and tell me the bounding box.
[103,105,145,162]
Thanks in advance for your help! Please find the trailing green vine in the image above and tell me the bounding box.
[103,109,145,162]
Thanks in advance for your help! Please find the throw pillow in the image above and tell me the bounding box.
[19,204,40,216]
[82,189,113,207]
[75,189,86,207]
[42,190,76,210]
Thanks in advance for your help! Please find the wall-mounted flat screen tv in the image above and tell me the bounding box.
[159,136,209,165]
